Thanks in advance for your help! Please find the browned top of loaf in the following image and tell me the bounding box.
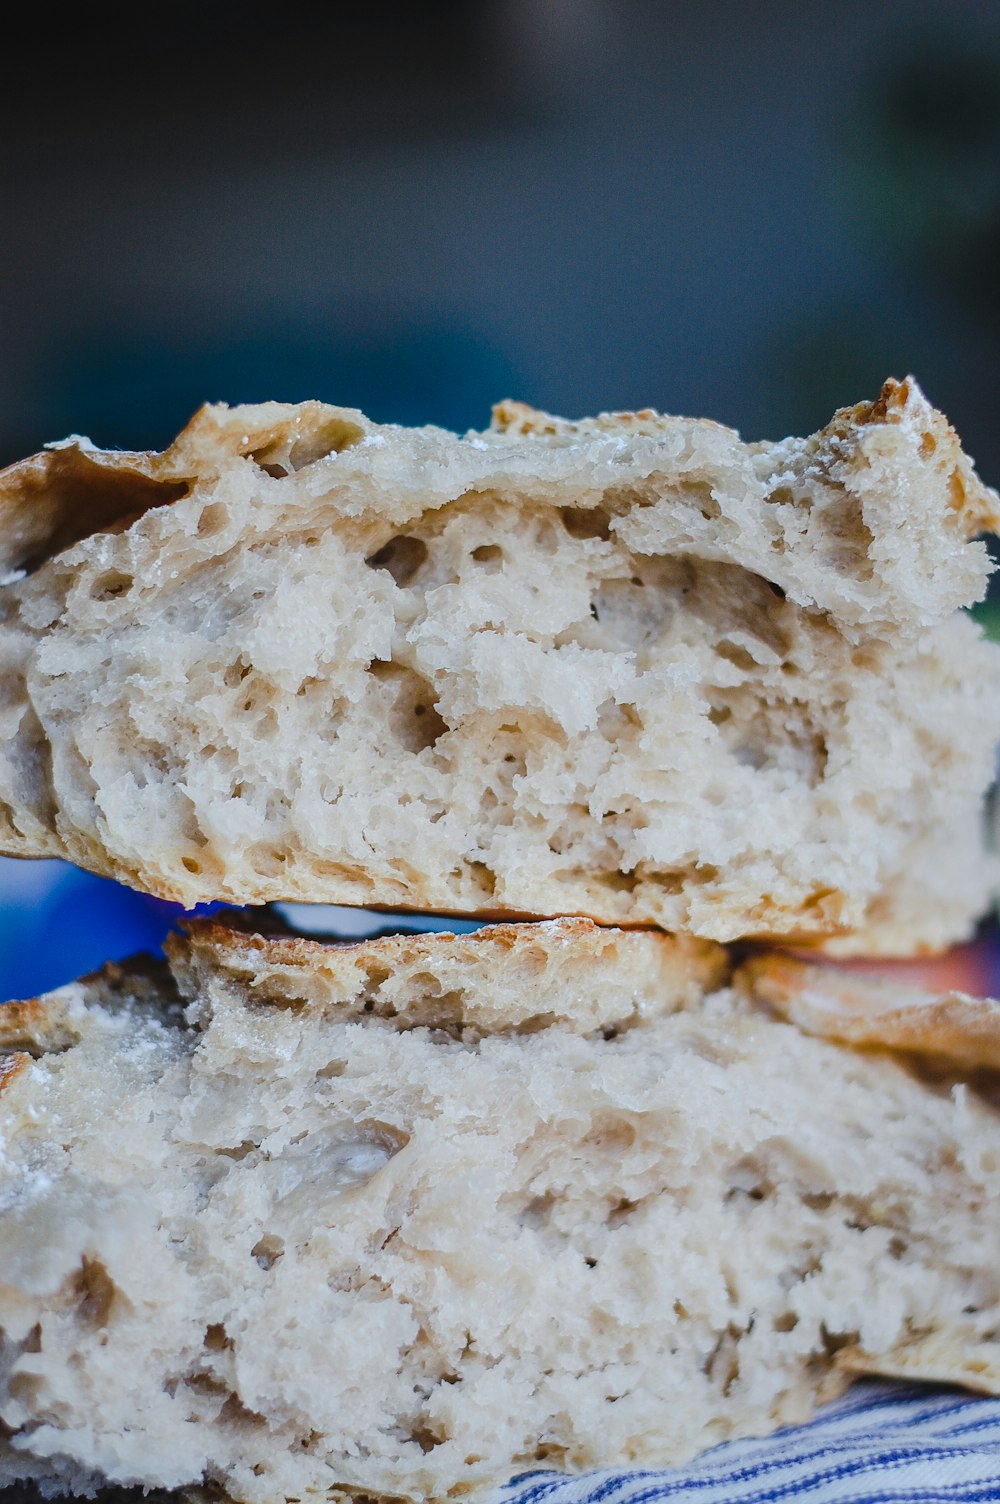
[743,952,1000,1073]
[0,377,996,579]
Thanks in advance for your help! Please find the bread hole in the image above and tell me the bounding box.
[765,484,796,510]
[547,803,590,856]
[511,1011,559,1037]
[181,856,202,874]
[291,1431,325,1455]
[90,569,133,601]
[216,1138,263,1160]
[316,1059,346,1080]
[584,1114,637,1153]
[248,416,364,476]
[468,860,497,897]
[197,501,229,538]
[219,1393,269,1428]
[606,1197,638,1229]
[725,1156,773,1204]
[185,1370,231,1401]
[72,1256,116,1327]
[685,480,721,521]
[704,1322,743,1395]
[412,700,448,750]
[246,985,311,1013]
[204,1323,232,1351]
[715,640,758,673]
[820,1323,859,1358]
[710,690,829,784]
[586,577,660,652]
[725,1183,769,1205]
[368,661,448,753]
[920,432,937,459]
[773,1311,799,1333]
[518,1192,557,1232]
[365,534,429,587]
[224,657,253,689]
[411,1424,447,1454]
[521,944,549,976]
[470,543,503,569]
[560,506,612,541]
[248,844,289,878]
[274,1123,408,1205]
[251,1233,285,1271]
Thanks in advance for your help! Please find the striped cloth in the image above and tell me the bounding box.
[499,1384,1000,1504]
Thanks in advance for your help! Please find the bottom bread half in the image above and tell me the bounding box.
[1,916,999,1503]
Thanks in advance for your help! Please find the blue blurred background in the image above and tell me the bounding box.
[1,0,999,999]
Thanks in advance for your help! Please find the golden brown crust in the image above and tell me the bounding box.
[837,1334,1000,1396]
[741,952,1000,1072]
[491,378,1000,542]
[175,910,726,976]
[168,913,732,1038]
[0,400,370,578]
[0,443,187,577]
[488,398,736,442]
[0,1049,31,1093]
[0,994,54,1048]
[812,375,1000,539]
[0,992,81,1053]
[10,378,988,585]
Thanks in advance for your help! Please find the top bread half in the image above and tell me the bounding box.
[0,376,997,949]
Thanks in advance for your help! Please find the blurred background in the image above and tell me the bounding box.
[0,0,999,999]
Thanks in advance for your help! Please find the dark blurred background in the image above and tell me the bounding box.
[1,0,999,999]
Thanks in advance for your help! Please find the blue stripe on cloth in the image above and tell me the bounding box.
[497,1383,1000,1504]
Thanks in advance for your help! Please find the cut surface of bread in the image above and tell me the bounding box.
[2,917,1000,1502]
[0,378,998,949]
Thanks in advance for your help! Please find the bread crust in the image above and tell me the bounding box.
[742,952,1000,1071]
[0,1049,30,1094]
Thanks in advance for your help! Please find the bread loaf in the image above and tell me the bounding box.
[2,917,1000,1501]
[0,377,997,949]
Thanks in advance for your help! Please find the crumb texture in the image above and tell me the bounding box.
[2,919,1000,1502]
[0,378,997,948]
